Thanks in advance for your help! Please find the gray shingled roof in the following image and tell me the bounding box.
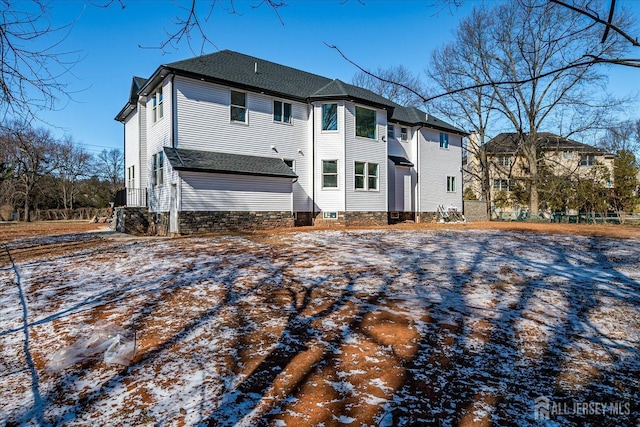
[388,155,414,167]
[165,51,398,109]
[163,147,298,178]
[486,133,609,155]
[125,50,465,133]
[390,106,466,134]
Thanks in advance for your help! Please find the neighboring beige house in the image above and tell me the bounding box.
[465,132,614,213]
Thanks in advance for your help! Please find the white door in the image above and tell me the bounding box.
[169,184,178,233]
[403,173,413,212]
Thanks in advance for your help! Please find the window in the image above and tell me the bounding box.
[274,100,292,123]
[387,124,395,139]
[368,162,379,190]
[400,127,408,141]
[580,154,595,166]
[283,159,294,171]
[322,103,338,131]
[152,152,164,186]
[493,179,515,191]
[127,166,135,188]
[322,160,338,188]
[447,176,456,192]
[497,155,512,166]
[354,161,378,191]
[323,211,338,219]
[230,90,247,123]
[152,87,163,123]
[563,151,574,160]
[355,106,376,139]
[440,132,449,149]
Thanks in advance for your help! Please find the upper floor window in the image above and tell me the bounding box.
[447,176,456,192]
[580,154,595,166]
[322,103,338,131]
[355,106,376,139]
[400,127,408,141]
[562,151,575,160]
[439,132,449,149]
[230,90,247,123]
[497,155,512,166]
[387,124,395,139]
[274,100,292,123]
[322,160,338,189]
[152,87,163,123]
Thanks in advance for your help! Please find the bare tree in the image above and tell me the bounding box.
[427,5,504,217]
[0,1,79,122]
[3,122,61,221]
[57,137,92,211]
[96,148,124,195]
[352,65,425,108]
[486,0,631,214]
[598,119,640,156]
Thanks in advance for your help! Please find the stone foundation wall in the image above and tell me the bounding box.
[313,211,388,227]
[418,211,439,223]
[345,211,388,226]
[388,212,416,224]
[114,207,151,236]
[178,211,294,234]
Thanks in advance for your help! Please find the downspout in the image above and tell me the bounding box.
[416,125,423,222]
[310,101,316,225]
[171,73,176,149]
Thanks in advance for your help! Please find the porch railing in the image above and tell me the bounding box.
[115,188,147,207]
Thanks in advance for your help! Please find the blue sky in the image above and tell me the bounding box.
[29,0,640,155]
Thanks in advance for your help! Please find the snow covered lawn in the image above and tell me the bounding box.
[1,229,638,426]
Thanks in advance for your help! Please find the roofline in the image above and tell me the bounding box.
[172,165,297,179]
[115,102,136,122]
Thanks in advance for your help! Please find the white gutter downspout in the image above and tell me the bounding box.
[416,125,423,222]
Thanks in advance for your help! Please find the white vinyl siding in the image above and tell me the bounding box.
[124,111,140,189]
[344,103,387,212]
[174,77,311,212]
[180,171,292,212]
[419,128,462,212]
[314,102,345,212]
[146,78,173,212]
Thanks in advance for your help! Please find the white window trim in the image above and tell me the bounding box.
[440,132,449,149]
[323,211,338,220]
[354,161,379,192]
[230,90,248,124]
[447,176,456,192]
[400,127,408,142]
[321,103,339,132]
[355,105,377,140]
[273,99,293,124]
[152,86,164,124]
[321,159,339,190]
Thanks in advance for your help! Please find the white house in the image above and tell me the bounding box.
[115,50,466,234]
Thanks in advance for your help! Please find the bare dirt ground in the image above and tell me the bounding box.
[1,220,639,426]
